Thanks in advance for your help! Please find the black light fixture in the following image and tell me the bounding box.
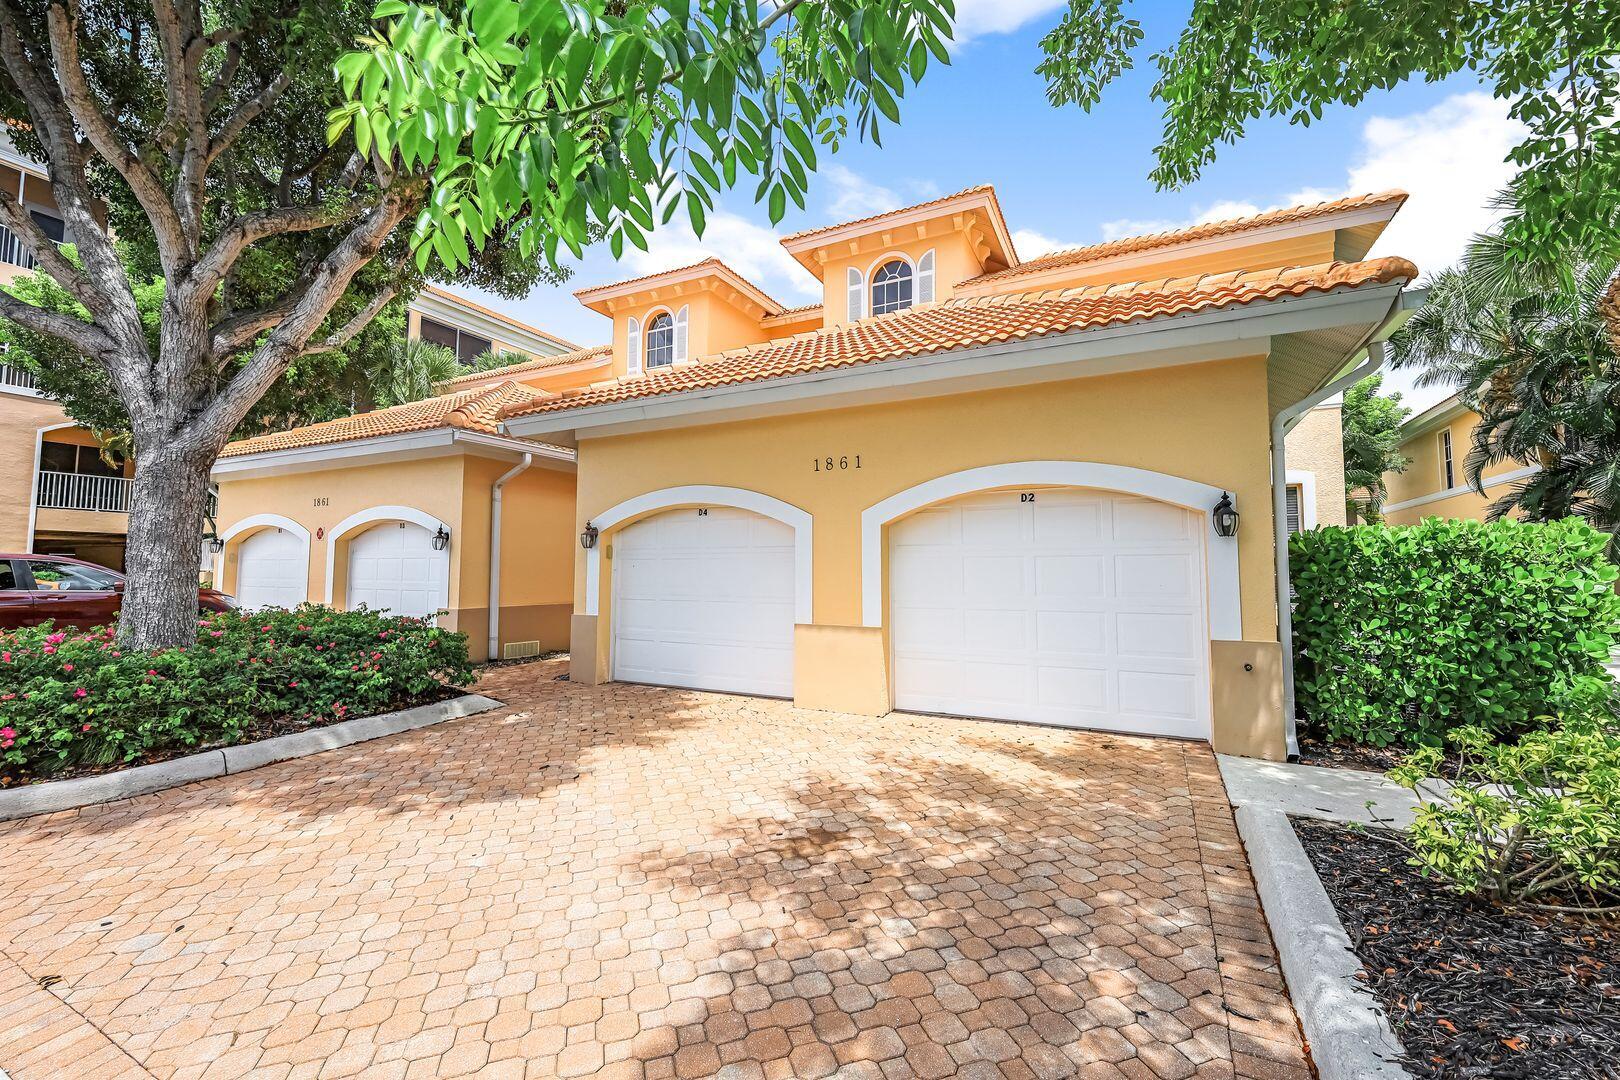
[1212,492,1239,537]
[431,524,450,551]
[203,504,224,553]
[580,522,599,550]
[207,536,225,555]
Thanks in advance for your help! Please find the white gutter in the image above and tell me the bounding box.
[487,453,533,661]
[1273,286,1426,758]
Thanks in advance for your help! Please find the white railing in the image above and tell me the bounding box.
[36,470,131,512]
[0,363,39,391]
[0,224,34,270]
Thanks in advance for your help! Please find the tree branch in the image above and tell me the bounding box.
[46,0,189,273]
[208,293,302,357]
[208,72,290,165]
[187,204,348,302]
[0,287,118,359]
[301,285,396,356]
[0,189,103,312]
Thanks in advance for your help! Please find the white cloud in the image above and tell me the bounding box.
[950,0,1067,44]
[618,207,821,301]
[1010,227,1079,259]
[1099,93,1524,278]
[819,165,941,221]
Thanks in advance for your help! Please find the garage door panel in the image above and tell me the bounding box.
[612,508,795,698]
[890,488,1211,739]
[347,522,447,620]
[236,528,307,610]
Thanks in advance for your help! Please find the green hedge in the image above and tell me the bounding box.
[0,606,473,782]
[1290,518,1620,746]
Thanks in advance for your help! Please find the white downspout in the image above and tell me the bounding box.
[488,453,533,661]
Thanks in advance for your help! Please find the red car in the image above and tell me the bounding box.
[0,553,236,630]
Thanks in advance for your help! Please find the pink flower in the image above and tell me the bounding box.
[147,669,157,677]
[0,739,12,749]
[42,645,55,655]
[81,723,91,732]
[73,688,88,698]
[1,651,10,663]
[44,632,65,645]
[288,681,299,688]
[261,625,271,632]
[0,727,14,739]
[61,663,73,672]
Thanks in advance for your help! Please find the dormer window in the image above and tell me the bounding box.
[871,259,914,316]
[645,312,675,368]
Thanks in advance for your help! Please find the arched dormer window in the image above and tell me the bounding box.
[645,311,675,368]
[871,259,914,316]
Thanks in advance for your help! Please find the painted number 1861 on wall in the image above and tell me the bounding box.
[813,455,862,473]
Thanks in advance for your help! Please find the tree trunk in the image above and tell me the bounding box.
[118,445,216,650]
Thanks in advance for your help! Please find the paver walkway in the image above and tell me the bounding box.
[0,660,1307,1079]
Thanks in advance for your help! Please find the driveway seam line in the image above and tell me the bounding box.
[0,947,156,1078]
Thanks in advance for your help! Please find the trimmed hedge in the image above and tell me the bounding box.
[1290,518,1620,746]
[0,606,473,782]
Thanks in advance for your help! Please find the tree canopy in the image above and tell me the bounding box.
[1339,375,1409,523]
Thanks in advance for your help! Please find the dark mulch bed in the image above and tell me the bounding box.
[1295,817,1620,1079]
[0,684,462,788]
[1296,732,1467,775]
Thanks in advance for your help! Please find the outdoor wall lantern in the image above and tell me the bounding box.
[1212,492,1239,537]
[207,536,225,554]
[580,522,599,550]
[431,525,450,551]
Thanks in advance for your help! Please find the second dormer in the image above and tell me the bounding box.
[779,185,1018,327]
[575,259,789,380]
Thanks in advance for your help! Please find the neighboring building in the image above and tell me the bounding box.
[1381,393,1538,525]
[213,184,1421,759]
[1281,402,1348,532]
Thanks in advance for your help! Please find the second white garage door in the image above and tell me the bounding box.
[889,488,1211,739]
[612,506,796,697]
[346,521,447,620]
[234,527,307,610]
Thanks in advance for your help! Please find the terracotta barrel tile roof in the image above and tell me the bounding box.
[498,256,1417,422]
[963,190,1409,288]
[219,380,550,458]
[781,183,998,242]
[440,343,612,387]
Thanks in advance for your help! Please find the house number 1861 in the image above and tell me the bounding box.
[813,455,862,473]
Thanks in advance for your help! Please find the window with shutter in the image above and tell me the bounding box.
[673,305,689,363]
[645,313,674,368]
[626,316,641,374]
[846,266,865,321]
[917,249,936,303]
[1285,485,1303,534]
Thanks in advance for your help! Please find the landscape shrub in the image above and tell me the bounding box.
[0,606,472,781]
[1290,518,1620,746]
[1388,676,1620,911]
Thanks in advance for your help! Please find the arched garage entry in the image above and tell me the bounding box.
[584,486,812,698]
[217,514,310,609]
[861,462,1241,740]
[324,505,451,621]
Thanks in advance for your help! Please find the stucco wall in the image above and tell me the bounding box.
[1283,404,1347,527]
[0,391,72,551]
[569,354,1287,758]
[214,453,576,661]
[1384,408,1527,525]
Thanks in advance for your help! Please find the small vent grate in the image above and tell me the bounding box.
[502,640,544,660]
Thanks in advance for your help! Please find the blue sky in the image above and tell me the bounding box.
[457,1,1525,412]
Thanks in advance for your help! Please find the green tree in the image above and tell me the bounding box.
[1390,233,1620,550]
[0,0,952,648]
[1340,375,1409,523]
[1032,3,1620,264]
[366,336,460,408]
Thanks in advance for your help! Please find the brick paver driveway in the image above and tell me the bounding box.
[0,660,1307,1080]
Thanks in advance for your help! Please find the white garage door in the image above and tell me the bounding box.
[612,506,795,697]
[889,488,1211,739]
[346,521,447,620]
[234,528,307,610]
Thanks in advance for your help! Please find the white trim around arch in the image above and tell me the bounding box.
[323,505,452,607]
[582,485,813,623]
[859,461,1242,639]
[214,513,312,588]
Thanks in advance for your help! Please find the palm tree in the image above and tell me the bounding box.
[1340,375,1410,522]
[1390,232,1620,550]
[366,339,463,409]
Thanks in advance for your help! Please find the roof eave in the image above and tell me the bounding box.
[213,427,576,480]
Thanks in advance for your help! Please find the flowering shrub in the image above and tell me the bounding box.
[0,607,472,781]
[1388,676,1620,911]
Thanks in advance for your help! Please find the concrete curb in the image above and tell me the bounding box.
[0,693,503,823]
[1234,805,1410,1080]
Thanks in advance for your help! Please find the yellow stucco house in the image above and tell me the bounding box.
[212,185,1419,759]
[1381,393,1539,524]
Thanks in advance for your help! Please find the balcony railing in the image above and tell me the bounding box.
[34,470,219,516]
[0,224,35,270]
[36,470,131,513]
[0,363,40,392]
